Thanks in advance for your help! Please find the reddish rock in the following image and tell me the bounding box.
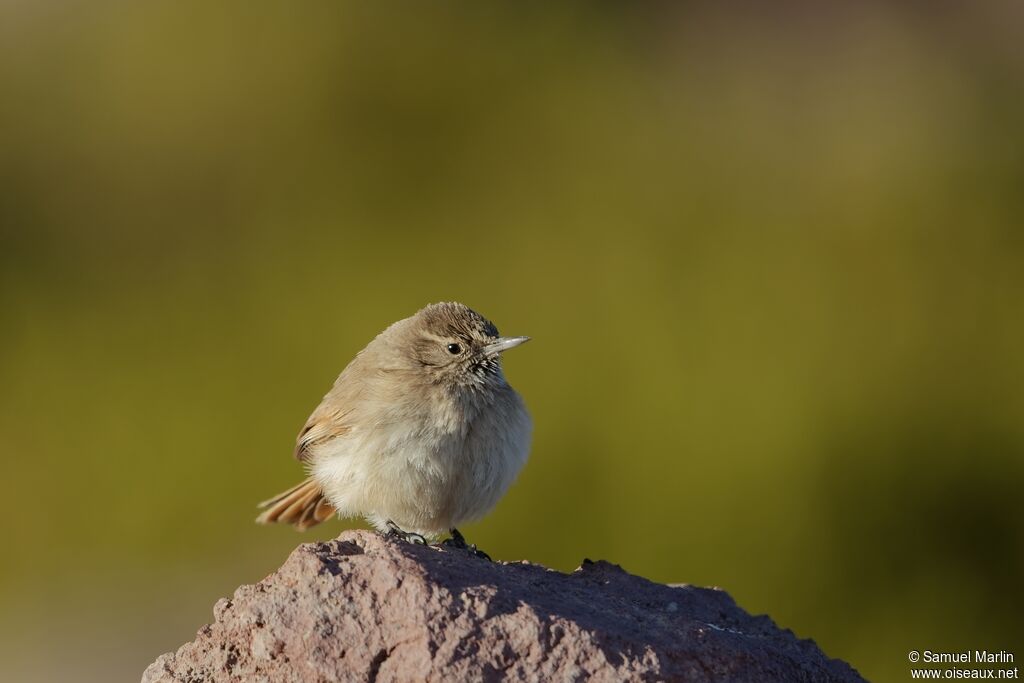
[142,531,863,682]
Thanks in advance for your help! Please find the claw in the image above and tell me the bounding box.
[441,528,491,561]
[384,520,427,545]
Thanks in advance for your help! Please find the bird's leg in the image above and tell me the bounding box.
[446,527,468,549]
[442,528,491,561]
[384,520,427,545]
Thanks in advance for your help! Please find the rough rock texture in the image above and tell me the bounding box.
[143,531,863,682]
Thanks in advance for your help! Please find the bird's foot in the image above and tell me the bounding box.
[384,520,427,545]
[440,528,491,561]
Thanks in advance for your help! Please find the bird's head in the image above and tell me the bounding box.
[402,302,529,389]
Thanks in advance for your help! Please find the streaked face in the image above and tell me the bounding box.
[409,302,528,388]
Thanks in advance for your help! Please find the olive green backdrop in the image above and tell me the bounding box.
[1,3,1022,681]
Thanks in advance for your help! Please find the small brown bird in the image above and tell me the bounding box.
[257,302,532,549]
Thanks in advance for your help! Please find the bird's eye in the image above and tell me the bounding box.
[446,343,462,355]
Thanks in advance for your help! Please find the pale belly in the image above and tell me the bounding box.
[310,397,531,536]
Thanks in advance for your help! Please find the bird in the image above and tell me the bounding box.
[256,302,532,552]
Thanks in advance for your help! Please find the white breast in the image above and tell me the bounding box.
[310,385,531,536]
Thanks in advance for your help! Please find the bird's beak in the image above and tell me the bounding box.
[483,336,530,356]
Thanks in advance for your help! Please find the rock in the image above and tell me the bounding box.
[142,531,863,682]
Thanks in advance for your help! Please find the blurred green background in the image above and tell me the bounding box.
[2,2,1022,681]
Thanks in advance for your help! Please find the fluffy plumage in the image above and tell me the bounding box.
[257,302,532,538]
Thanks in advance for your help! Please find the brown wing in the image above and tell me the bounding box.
[294,405,351,461]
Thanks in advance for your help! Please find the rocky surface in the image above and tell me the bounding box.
[142,531,863,682]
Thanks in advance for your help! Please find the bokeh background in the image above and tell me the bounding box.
[2,2,1022,681]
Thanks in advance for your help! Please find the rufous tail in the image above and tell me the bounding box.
[256,477,335,531]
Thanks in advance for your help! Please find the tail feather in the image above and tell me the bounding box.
[300,495,335,529]
[256,477,335,531]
